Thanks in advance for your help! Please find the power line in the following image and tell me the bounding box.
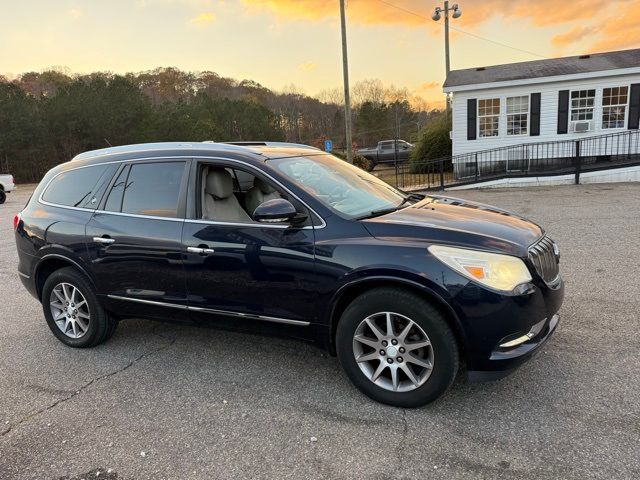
[374,0,548,60]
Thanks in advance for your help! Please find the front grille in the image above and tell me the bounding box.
[528,236,560,283]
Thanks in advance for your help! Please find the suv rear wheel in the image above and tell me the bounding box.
[336,287,458,407]
[42,267,117,347]
[0,189,5,204]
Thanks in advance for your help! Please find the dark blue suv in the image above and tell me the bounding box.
[14,142,563,407]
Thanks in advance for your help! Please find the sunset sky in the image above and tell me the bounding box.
[1,0,639,107]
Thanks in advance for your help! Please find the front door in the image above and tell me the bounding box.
[86,159,190,321]
[182,161,317,326]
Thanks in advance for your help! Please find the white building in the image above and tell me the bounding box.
[444,49,640,164]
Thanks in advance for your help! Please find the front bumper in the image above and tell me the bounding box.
[449,273,564,381]
[467,313,559,381]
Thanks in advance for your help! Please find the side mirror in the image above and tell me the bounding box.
[253,198,306,224]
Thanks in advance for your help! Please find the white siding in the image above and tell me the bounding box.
[450,71,640,157]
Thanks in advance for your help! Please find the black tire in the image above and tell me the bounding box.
[0,189,5,204]
[364,158,376,172]
[41,267,117,348]
[336,287,459,408]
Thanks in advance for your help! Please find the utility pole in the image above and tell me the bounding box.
[432,2,461,113]
[339,0,353,163]
[444,1,450,79]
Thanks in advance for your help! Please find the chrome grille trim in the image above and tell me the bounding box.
[528,236,560,283]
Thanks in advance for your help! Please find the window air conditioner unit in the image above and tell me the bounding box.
[570,120,593,133]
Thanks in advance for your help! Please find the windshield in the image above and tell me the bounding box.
[270,154,406,218]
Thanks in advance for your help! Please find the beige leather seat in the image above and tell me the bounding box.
[245,177,282,216]
[203,169,252,223]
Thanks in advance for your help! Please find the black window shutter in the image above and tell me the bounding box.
[467,98,477,140]
[530,93,541,136]
[629,84,640,130]
[557,90,569,134]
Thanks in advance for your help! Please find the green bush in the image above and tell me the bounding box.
[410,114,452,173]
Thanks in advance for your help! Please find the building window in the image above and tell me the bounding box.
[602,86,628,129]
[570,89,595,121]
[478,98,500,137]
[506,96,529,135]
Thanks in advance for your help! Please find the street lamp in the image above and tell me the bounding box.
[432,1,461,112]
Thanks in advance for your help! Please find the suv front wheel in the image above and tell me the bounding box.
[336,287,459,407]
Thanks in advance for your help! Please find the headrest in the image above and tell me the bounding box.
[206,169,233,199]
[254,176,276,194]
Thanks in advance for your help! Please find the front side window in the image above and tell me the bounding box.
[271,154,405,218]
[42,164,112,208]
[198,165,289,223]
[602,86,628,129]
[570,89,595,121]
[506,96,529,135]
[478,98,500,137]
[104,162,185,218]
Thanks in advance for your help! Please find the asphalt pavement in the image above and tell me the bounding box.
[0,183,638,480]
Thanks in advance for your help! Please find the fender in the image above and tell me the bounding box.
[33,249,97,299]
[326,273,469,356]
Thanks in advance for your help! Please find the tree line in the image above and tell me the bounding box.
[0,68,441,182]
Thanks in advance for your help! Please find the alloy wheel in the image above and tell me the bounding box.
[49,282,90,339]
[352,311,434,392]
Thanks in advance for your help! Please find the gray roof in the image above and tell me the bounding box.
[71,141,321,163]
[444,48,640,89]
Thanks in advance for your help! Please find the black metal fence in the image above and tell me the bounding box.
[381,130,640,191]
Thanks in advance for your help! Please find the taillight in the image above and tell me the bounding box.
[13,213,21,230]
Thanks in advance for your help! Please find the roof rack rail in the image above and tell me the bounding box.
[221,141,321,150]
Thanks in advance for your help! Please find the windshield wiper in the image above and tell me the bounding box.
[356,196,413,220]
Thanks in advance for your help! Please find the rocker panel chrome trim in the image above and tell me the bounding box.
[107,295,310,326]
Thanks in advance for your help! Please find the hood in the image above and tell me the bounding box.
[362,196,543,257]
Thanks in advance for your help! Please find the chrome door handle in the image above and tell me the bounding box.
[187,246,215,255]
[93,237,115,244]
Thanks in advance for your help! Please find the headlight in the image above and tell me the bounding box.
[428,245,532,292]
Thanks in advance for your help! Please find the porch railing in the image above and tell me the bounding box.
[383,129,640,191]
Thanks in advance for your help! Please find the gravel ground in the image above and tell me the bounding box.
[0,183,638,480]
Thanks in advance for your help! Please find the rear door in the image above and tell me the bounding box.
[86,159,191,321]
[379,141,395,162]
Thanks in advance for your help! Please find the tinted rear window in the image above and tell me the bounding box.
[42,165,112,208]
[104,162,185,218]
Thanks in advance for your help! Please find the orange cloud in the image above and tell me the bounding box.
[242,0,621,27]
[419,81,439,90]
[591,5,640,51]
[298,61,317,72]
[552,26,599,47]
[242,0,640,51]
[190,12,216,25]
[241,0,427,26]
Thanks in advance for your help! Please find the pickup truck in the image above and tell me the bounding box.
[357,140,414,171]
[0,174,15,204]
